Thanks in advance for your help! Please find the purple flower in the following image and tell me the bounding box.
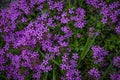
[75,20,86,28]
[0,49,7,71]
[61,17,69,24]
[48,1,63,12]
[60,53,81,80]
[34,54,52,73]
[11,55,21,68]
[21,17,28,23]
[76,8,85,17]
[54,1,63,12]
[38,4,44,10]
[88,68,100,80]
[47,18,54,27]
[109,1,120,10]
[61,63,69,70]
[72,8,86,28]
[101,17,108,24]
[91,46,108,64]
[86,0,105,8]
[64,30,73,38]
[32,71,42,80]
[61,26,70,33]
[6,65,25,80]
[61,12,69,24]
[54,15,60,20]
[59,41,68,47]
[62,53,69,62]
[76,33,81,38]
[110,73,120,80]
[113,56,120,68]
[72,53,79,60]
[18,0,30,14]
[69,8,74,14]
[66,69,81,80]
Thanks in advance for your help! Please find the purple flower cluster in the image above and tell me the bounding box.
[100,2,120,24]
[5,49,53,80]
[88,68,100,80]
[86,0,105,9]
[61,53,81,80]
[0,49,8,71]
[33,53,53,79]
[91,46,108,64]
[0,0,86,79]
[6,50,39,80]
[110,73,120,80]
[113,56,120,68]
[48,0,63,12]
[71,8,86,29]
[86,0,120,34]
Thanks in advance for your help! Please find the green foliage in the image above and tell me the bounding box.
[0,71,7,80]
[16,22,28,31]
[104,34,120,52]
[9,48,21,55]
[0,34,5,48]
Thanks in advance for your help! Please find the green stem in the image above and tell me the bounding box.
[44,73,48,80]
[53,66,56,80]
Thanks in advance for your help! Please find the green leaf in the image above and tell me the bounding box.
[75,38,79,51]
[51,59,60,66]
[78,35,97,67]
[53,67,56,80]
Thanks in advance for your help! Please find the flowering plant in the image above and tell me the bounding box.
[0,0,120,80]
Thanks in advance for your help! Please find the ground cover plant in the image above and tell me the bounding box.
[0,0,120,80]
